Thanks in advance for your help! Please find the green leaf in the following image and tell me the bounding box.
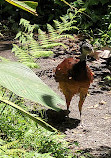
[5,0,38,16]
[42,43,67,49]
[0,62,65,111]
[74,141,79,146]
[80,156,86,158]
[108,24,111,30]
[23,1,38,10]
[77,8,86,13]
[22,62,39,68]
[0,96,57,132]
[0,56,9,62]
[33,51,53,58]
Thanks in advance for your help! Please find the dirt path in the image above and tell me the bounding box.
[36,56,111,158]
[0,41,111,157]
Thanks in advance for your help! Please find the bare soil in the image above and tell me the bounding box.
[0,40,111,158]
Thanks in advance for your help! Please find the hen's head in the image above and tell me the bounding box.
[80,41,94,56]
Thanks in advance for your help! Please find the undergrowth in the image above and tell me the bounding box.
[0,90,72,158]
[0,87,94,158]
[0,87,72,158]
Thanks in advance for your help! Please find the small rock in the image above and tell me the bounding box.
[102,114,111,119]
[88,104,99,109]
[99,100,107,105]
[100,50,111,59]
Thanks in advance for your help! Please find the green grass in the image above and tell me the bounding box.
[0,96,73,158]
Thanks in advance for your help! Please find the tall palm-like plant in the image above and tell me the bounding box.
[0,62,65,131]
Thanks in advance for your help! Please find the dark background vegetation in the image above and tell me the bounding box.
[0,0,111,34]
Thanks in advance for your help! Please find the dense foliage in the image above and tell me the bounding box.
[1,0,110,34]
[0,0,69,32]
[0,99,72,157]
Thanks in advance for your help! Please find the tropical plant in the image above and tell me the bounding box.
[0,102,92,157]
[0,61,66,132]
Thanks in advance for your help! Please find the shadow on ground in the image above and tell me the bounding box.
[47,109,81,132]
[30,109,80,132]
[0,42,13,51]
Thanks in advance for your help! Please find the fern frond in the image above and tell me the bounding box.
[52,34,75,40]
[38,29,49,45]
[47,24,58,39]
[22,62,39,68]
[60,16,67,24]
[28,38,41,52]
[68,12,76,20]
[15,31,22,39]
[61,26,79,34]
[20,18,37,33]
[42,43,67,49]
[33,50,53,58]
[53,20,63,34]
[53,12,79,34]
[28,38,53,58]
[20,18,30,26]
[12,44,30,62]
[12,44,38,68]
[12,18,77,69]
[64,20,77,28]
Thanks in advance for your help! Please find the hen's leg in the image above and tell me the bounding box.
[66,95,72,111]
[64,93,73,116]
[78,88,88,117]
[58,82,73,116]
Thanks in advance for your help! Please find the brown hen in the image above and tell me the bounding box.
[54,41,94,116]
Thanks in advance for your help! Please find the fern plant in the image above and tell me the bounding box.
[47,23,75,43]
[37,28,66,49]
[53,12,79,34]
[12,18,76,68]
[12,19,54,68]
